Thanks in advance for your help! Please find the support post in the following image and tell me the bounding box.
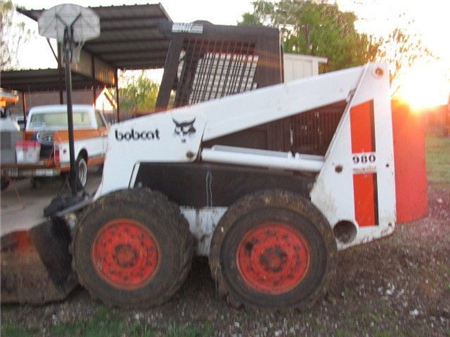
[91,54,96,106]
[115,69,120,122]
[21,91,27,124]
[58,42,64,104]
[64,27,78,197]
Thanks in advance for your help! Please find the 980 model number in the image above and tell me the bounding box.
[353,153,376,164]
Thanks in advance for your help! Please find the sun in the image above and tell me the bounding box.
[395,62,449,111]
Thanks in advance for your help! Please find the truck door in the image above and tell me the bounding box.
[95,110,109,153]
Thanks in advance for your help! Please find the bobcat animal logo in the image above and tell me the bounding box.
[173,118,196,143]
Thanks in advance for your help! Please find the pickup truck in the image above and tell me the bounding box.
[1,105,109,189]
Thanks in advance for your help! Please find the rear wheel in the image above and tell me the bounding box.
[76,155,88,190]
[209,189,337,311]
[73,189,193,308]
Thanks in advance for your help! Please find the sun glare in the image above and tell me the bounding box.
[395,63,450,111]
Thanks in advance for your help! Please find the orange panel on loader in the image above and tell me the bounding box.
[392,101,428,223]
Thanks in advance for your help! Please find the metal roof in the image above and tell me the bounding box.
[18,3,173,70]
[0,68,106,92]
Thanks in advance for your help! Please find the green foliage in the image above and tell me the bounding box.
[239,0,381,72]
[119,71,160,113]
[0,0,32,69]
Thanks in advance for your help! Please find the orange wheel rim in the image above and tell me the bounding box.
[236,222,310,294]
[91,219,160,290]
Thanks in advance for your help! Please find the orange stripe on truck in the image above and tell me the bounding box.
[53,128,107,142]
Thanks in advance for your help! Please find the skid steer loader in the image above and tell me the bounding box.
[65,62,395,310]
[1,22,428,310]
[3,62,395,310]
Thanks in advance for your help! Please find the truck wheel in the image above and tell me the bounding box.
[76,155,88,190]
[73,189,193,308]
[209,189,337,311]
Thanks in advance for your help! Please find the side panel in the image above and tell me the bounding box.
[133,163,312,207]
[311,64,396,249]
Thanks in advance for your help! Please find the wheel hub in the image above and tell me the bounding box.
[92,219,160,289]
[114,244,138,268]
[259,246,287,272]
[237,222,310,294]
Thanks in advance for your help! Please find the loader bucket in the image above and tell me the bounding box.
[1,218,78,304]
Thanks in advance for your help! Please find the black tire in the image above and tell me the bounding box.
[72,189,193,308]
[76,154,88,191]
[209,189,337,311]
[1,177,10,191]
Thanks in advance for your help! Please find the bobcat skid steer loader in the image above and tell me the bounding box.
[70,62,398,310]
[2,19,428,310]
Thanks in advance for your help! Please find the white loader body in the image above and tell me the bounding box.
[96,63,395,253]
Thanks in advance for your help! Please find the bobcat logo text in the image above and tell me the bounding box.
[115,129,160,141]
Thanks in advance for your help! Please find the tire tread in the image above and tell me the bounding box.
[209,189,337,312]
[72,188,193,309]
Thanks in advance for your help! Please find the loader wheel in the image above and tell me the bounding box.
[73,189,193,308]
[209,190,337,311]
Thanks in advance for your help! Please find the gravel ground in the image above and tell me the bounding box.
[1,185,449,336]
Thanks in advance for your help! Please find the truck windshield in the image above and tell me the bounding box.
[29,111,91,128]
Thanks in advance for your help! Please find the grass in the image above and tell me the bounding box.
[426,134,450,186]
[1,324,35,337]
[1,307,145,337]
[0,307,216,337]
[166,322,213,337]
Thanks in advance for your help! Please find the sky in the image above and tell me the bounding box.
[8,0,450,105]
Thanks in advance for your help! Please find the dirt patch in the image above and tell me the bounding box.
[2,186,450,336]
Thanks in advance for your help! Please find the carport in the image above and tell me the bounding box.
[1,3,173,122]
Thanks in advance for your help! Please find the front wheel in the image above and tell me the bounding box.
[73,189,193,308]
[209,189,337,311]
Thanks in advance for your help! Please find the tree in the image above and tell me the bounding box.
[119,71,160,114]
[377,27,435,86]
[0,0,31,70]
[239,0,381,72]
